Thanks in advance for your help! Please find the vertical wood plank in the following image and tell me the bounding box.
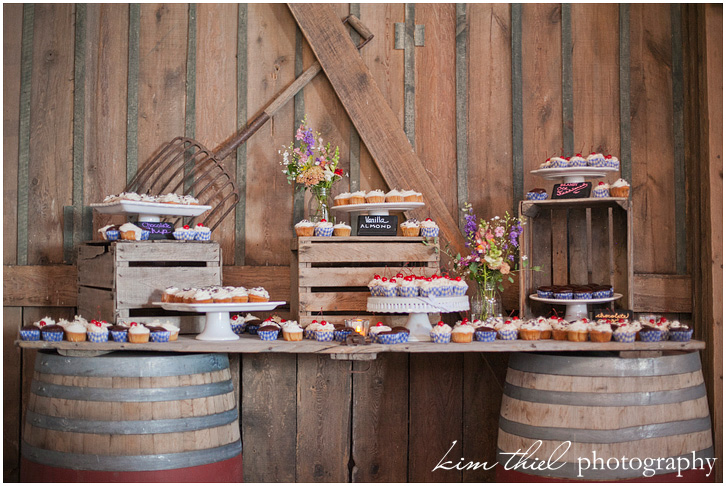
[455,3,468,229]
[195,3,237,263]
[3,4,22,265]
[408,354,463,482]
[351,354,409,483]
[27,4,75,264]
[296,355,352,482]
[126,4,139,184]
[71,4,87,257]
[551,208,569,284]
[630,4,676,274]
[619,4,632,182]
[462,353,508,482]
[241,354,297,482]
[561,3,574,155]
[521,4,563,195]
[670,4,687,275]
[136,4,188,173]
[16,4,33,265]
[467,4,512,220]
[589,207,611,285]
[415,4,457,216]
[235,4,248,265]
[510,3,524,210]
[567,209,588,284]
[245,3,295,266]
[403,3,416,147]
[3,307,22,481]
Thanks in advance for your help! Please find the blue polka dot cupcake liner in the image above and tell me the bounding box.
[173,231,197,241]
[111,330,128,342]
[246,324,259,335]
[258,330,279,341]
[397,332,410,344]
[195,232,211,241]
[315,330,334,342]
[421,227,439,238]
[659,330,669,341]
[526,191,548,201]
[669,329,693,342]
[568,159,588,168]
[334,329,354,342]
[150,331,171,343]
[592,187,610,198]
[573,292,592,299]
[106,230,120,241]
[551,159,568,168]
[20,329,40,341]
[231,322,245,335]
[608,159,620,169]
[638,330,663,342]
[498,329,518,341]
[419,288,432,297]
[613,332,636,343]
[397,287,418,298]
[592,289,608,299]
[88,331,109,343]
[381,288,397,298]
[378,333,398,345]
[537,289,553,298]
[304,329,315,340]
[430,332,451,344]
[475,331,497,342]
[553,292,573,300]
[588,158,607,167]
[140,230,151,241]
[314,227,334,237]
[42,331,64,342]
[452,286,468,297]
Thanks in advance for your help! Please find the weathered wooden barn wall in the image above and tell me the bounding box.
[3,3,722,482]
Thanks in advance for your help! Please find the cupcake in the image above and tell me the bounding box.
[161,322,180,341]
[401,190,423,203]
[64,321,87,342]
[87,321,109,343]
[212,288,233,303]
[451,324,475,343]
[193,289,213,304]
[553,286,573,300]
[314,219,334,237]
[397,276,418,297]
[589,321,613,342]
[368,322,391,343]
[20,325,41,341]
[304,320,322,340]
[385,189,404,203]
[258,324,280,341]
[609,178,630,198]
[526,188,548,201]
[349,191,366,205]
[475,326,497,342]
[451,277,468,296]
[418,278,436,297]
[592,182,610,198]
[605,155,620,169]
[573,287,593,300]
[173,224,197,241]
[379,279,397,297]
[248,287,270,302]
[333,222,351,237]
[315,321,336,342]
[430,321,452,344]
[294,219,315,237]
[586,152,606,167]
[109,324,129,342]
[519,320,543,341]
[638,325,664,342]
[613,322,637,343]
[668,321,693,342]
[33,317,56,329]
[498,321,519,341]
[41,325,65,342]
[333,192,351,206]
[365,189,385,204]
[194,223,212,241]
[119,222,144,241]
[391,327,410,344]
[162,286,180,303]
[550,318,569,340]
[128,323,150,343]
[230,287,249,303]
[550,156,568,168]
[567,320,590,342]
[537,286,554,299]
[568,153,587,167]
[400,220,420,237]
[98,224,120,241]
[368,275,383,296]
[419,218,439,237]
[230,315,247,335]
[377,330,400,345]
[334,326,356,342]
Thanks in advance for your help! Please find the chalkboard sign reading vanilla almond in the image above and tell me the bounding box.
[594,309,634,321]
[552,182,592,199]
[357,215,398,236]
[138,221,175,240]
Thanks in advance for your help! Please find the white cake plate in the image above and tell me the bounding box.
[528,293,622,321]
[367,296,469,342]
[332,202,425,216]
[91,201,212,222]
[530,167,619,183]
[154,301,285,341]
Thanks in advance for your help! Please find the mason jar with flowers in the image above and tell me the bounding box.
[446,203,537,320]
[280,117,344,222]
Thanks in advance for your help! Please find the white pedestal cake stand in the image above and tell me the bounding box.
[91,201,212,223]
[331,201,424,217]
[367,296,469,342]
[529,167,619,184]
[154,301,285,341]
[529,293,622,322]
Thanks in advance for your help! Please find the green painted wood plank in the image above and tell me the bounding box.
[349,3,361,236]
[670,4,686,275]
[16,4,34,266]
[561,3,574,155]
[184,3,197,198]
[619,4,632,183]
[456,3,468,230]
[404,4,415,148]
[511,3,524,212]
[126,4,140,185]
[63,206,74,263]
[71,4,86,261]
[292,25,306,225]
[235,3,248,265]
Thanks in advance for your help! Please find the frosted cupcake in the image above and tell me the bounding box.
[258,324,280,341]
[230,287,249,303]
[128,323,150,343]
[333,222,351,237]
[212,288,233,303]
[568,153,587,167]
[609,178,630,198]
[519,319,544,340]
[305,321,322,340]
[282,321,303,341]
[451,277,468,296]
[33,317,56,329]
[550,317,569,340]
[98,224,120,241]
[62,321,86,342]
[193,289,214,304]
[567,320,591,342]
[589,321,613,342]
[398,277,418,297]
[430,321,452,343]
[334,192,351,206]
[162,286,180,303]
[368,275,383,296]
[174,224,197,241]
[419,219,439,237]
[315,321,336,342]
[451,323,475,343]
[668,321,693,342]
[194,223,212,241]
[586,152,606,167]
[349,191,366,205]
[314,219,334,237]
[400,220,420,237]
[402,190,423,202]
[161,322,180,341]
[295,219,315,237]
[592,182,610,198]
[87,321,109,343]
[120,222,145,241]
[613,322,638,343]
[380,279,397,297]
[526,188,548,201]
[418,278,436,297]
[385,189,404,203]
[550,156,568,168]
[248,287,270,302]
[605,155,620,169]
[365,189,386,204]
[498,321,519,341]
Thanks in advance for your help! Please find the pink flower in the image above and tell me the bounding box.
[499,262,511,275]
[494,226,505,238]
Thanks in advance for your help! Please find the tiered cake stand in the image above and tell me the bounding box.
[367,296,469,342]
[529,166,619,184]
[331,201,424,217]
[155,301,285,341]
[91,201,212,223]
[529,293,622,321]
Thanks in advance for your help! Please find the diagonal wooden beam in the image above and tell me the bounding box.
[287,3,468,256]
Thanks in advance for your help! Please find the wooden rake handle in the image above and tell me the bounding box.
[214,15,374,161]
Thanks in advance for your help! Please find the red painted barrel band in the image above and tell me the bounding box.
[20,454,243,483]
[495,464,714,483]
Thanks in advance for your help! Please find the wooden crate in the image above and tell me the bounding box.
[519,197,634,318]
[77,241,222,332]
[291,237,440,326]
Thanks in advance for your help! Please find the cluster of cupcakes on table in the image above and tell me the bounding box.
[173,223,212,241]
[537,284,614,300]
[540,153,621,169]
[400,218,439,237]
[592,179,631,198]
[368,273,468,298]
[294,219,351,237]
[161,285,269,303]
[429,318,522,343]
[102,192,200,205]
[98,223,150,241]
[333,189,423,206]
[19,315,180,343]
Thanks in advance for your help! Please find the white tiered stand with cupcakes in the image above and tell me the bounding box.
[366,296,469,342]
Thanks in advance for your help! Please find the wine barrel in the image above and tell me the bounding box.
[21,351,242,482]
[497,352,714,482]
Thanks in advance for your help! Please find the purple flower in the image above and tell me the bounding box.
[508,255,515,261]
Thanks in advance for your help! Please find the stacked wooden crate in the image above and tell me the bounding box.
[291,236,440,325]
[77,241,221,331]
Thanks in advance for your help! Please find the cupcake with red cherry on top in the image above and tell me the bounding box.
[194,223,211,241]
[174,224,197,241]
[592,181,610,198]
[419,218,439,237]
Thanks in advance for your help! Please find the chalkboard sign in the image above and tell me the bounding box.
[552,182,592,199]
[357,215,398,236]
[138,221,175,240]
[593,309,634,321]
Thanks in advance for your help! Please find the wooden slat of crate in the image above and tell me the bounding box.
[77,286,116,321]
[116,266,221,308]
[114,241,221,263]
[299,292,369,313]
[77,245,115,288]
[295,237,438,263]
